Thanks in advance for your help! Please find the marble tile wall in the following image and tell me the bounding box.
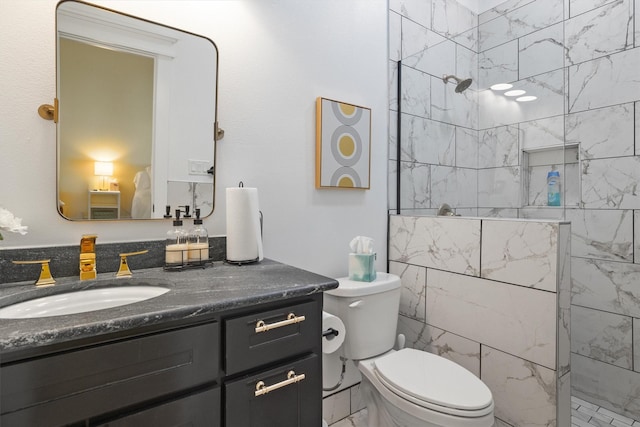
[426,268,558,368]
[389,215,570,427]
[389,0,640,421]
[388,215,481,275]
[481,220,559,291]
[572,354,640,417]
[481,346,559,427]
[571,305,633,370]
[565,104,635,160]
[396,312,481,376]
[322,384,365,426]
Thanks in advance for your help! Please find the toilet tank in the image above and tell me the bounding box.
[324,273,401,360]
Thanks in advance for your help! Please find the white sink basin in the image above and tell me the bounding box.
[0,286,170,319]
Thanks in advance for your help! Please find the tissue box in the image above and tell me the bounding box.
[348,253,377,282]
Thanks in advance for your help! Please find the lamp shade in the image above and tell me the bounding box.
[94,161,113,176]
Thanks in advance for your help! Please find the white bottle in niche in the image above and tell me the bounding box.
[547,170,561,206]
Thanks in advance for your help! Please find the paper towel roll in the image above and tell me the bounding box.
[226,186,264,263]
[322,311,346,354]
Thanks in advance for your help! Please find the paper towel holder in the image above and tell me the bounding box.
[226,181,263,266]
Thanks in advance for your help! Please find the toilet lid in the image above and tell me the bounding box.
[374,349,493,412]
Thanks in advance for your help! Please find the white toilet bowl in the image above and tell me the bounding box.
[323,273,495,427]
[358,349,494,427]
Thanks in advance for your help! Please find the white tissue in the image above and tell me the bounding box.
[349,236,374,254]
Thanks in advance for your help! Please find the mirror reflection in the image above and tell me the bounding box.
[56,0,218,220]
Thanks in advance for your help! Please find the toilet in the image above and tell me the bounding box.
[324,273,495,427]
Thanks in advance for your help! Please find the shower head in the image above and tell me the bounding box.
[442,74,473,93]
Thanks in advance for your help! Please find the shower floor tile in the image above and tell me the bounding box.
[570,396,639,427]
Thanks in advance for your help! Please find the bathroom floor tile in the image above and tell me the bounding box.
[329,409,368,427]
[330,397,638,427]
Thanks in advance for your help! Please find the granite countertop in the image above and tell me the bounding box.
[0,259,338,355]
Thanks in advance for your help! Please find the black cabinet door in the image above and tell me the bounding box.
[225,354,321,427]
[1,322,219,426]
[96,387,220,427]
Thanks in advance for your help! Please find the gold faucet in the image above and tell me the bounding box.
[116,250,149,278]
[80,234,97,280]
[12,259,56,287]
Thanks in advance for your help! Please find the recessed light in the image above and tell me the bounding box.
[505,89,526,97]
[516,95,537,102]
[490,83,513,91]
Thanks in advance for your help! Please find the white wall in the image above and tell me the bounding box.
[0,0,389,278]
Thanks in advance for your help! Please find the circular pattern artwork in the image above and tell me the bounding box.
[316,98,371,189]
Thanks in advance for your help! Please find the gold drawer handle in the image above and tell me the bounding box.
[255,313,306,333]
[255,370,306,397]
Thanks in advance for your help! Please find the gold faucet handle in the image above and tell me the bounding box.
[116,250,149,278]
[12,259,56,287]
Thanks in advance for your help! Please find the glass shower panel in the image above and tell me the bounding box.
[395,0,571,221]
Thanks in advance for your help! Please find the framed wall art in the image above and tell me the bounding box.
[316,97,371,189]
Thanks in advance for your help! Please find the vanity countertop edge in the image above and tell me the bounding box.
[0,259,338,355]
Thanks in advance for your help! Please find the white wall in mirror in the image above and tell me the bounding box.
[0,0,388,278]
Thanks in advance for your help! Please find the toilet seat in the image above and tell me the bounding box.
[373,349,493,418]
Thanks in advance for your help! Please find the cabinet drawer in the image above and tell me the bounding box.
[1,322,218,426]
[225,354,321,427]
[224,300,320,375]
[97,387,220,427]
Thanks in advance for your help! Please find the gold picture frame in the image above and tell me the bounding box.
[316,97,371,189]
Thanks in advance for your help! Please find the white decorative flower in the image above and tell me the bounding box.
[0,207,28,240]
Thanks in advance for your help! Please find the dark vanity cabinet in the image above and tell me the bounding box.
[0,294,322,427]
[224,299,322,427]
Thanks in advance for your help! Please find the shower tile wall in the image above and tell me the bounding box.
[389,215,571,427]
[389,0,640,420]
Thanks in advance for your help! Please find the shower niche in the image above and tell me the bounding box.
[521,144,580,209]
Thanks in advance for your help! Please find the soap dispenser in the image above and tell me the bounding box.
[165,209,188,266]
[188,208,209,263]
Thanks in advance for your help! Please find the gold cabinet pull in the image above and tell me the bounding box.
[255,313,306,333]
[255,370,306,397]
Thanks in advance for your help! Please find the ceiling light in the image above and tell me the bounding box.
[490,83,513,91]
[516,95,538,102]
[505,89,526,97]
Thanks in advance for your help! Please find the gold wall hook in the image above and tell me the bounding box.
[37,98,58,123]
[116,250,149,277]
[12,259,56,287]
